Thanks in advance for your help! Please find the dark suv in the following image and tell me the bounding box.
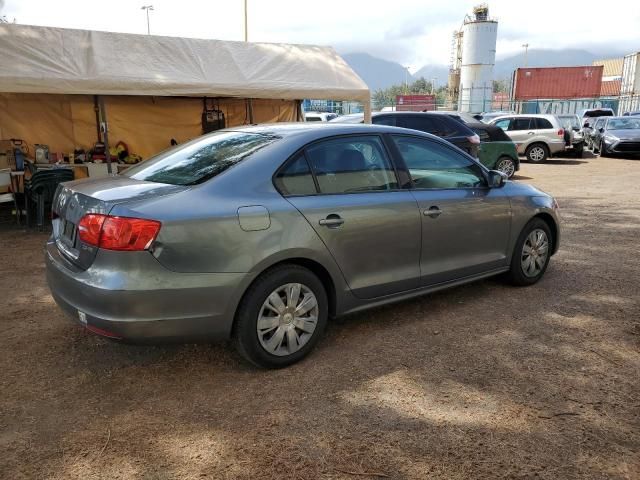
[331,112,480,158]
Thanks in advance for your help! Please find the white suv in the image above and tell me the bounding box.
[490,114,566,163]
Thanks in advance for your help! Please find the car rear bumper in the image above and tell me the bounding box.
[45,240,250,343]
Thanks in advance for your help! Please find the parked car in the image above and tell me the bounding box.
[46,123,561,368]
[581,108,615,150]
[556,114,585,157]
[432,112,520,177]
[590,117,609,153]
[305,112,338,122]
[480,111,516,124]
[622,111,640,116]
[592,116,640,156]
[331,112,480,158]
[490,114,566,162]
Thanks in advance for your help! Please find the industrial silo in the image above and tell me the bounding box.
[458,4,497,113]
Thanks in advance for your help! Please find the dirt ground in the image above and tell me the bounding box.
[1,153,639,480]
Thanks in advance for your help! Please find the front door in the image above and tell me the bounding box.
[388,134,512,286]
[282,135,422,299]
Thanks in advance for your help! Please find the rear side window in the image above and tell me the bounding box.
[373,115,396,126]
[472,128,491,142]
[442,117,470,137]
[274,153,317,196]
[396,115,437,134]
[305,136,398,194]
[510,118,532,131]
[124,131,277,185]
[533,118,553,129]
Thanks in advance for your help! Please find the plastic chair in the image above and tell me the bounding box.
[24,168,75,229]
[0,168,20,223]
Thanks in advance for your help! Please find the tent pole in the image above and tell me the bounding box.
[98,96,113,175]
[296,100,304,122]
[363,98,372,124]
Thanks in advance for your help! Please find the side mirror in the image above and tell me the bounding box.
[583,122,590,128]
[599,127,605,133]
[487,170,507,188]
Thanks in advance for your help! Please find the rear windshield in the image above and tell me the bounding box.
[557,115,580,129]
[123,131,278,185]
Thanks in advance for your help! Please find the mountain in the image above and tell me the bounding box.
[343,49,623,91]
[341,53,415,92]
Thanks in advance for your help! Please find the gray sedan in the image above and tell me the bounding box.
[46,123,560,368]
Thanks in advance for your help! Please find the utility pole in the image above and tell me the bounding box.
[431,77,437,95]
[244,0,248,41]
[141,5,154,35]
[522,43,529,67]
[404,66,411,94]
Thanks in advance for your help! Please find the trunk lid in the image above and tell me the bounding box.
[52,176,186,270]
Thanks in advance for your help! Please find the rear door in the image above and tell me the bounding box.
[281,135,422,299]
[507,117,533,151]
[388,134,511,286]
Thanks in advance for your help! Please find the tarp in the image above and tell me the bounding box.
[0,24,370,104]
[0,94,298,159]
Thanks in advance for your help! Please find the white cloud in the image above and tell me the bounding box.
[2,0,638,67]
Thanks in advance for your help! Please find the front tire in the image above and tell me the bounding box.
[496,156,517,178]
[506,218,553,286]
[525,143,549,163]
[599,141,609,157]
[233,265,328,368]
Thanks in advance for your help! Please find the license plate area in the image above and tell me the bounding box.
[62,219,76,243]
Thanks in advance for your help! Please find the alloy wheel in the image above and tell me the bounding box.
[496,158,516,178]
[257,283,319,356]
[529,146,546,162]
[521,229,549,278]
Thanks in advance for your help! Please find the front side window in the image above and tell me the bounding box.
[274,153,317,196]
[391,135,485,189]
[124,131,277,185]
[494,118,511,131]
[510,118,532,131]
[305,136,398,194]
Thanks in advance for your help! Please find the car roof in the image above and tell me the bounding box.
[222,122,442,142]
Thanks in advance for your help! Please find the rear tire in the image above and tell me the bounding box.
[495,156,517,178]
[525,143,549,163]
[233,265,328,368]
[506,218,553,286]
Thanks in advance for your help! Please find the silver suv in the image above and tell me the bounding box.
[490,114,566,162]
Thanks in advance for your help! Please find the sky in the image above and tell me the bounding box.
[1,0,638,70]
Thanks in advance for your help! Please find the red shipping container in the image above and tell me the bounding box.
[513,66,604,100]
[396,94,436,111]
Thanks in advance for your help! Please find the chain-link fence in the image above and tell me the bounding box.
[303,94,640,117]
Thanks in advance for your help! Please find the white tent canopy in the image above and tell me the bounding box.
[0,23,370,115]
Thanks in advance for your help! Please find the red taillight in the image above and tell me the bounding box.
[557,128,564,137]
[468,134,481,145]
[77,214,160,251]
[78,214,107,246]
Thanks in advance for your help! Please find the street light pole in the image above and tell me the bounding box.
[522,43,529,67]
[244,0,248,41]
[141,5,154,35]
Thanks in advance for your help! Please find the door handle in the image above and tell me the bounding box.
[319,214,344,228]
[423,206,442,218]
[527,131,535,135]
